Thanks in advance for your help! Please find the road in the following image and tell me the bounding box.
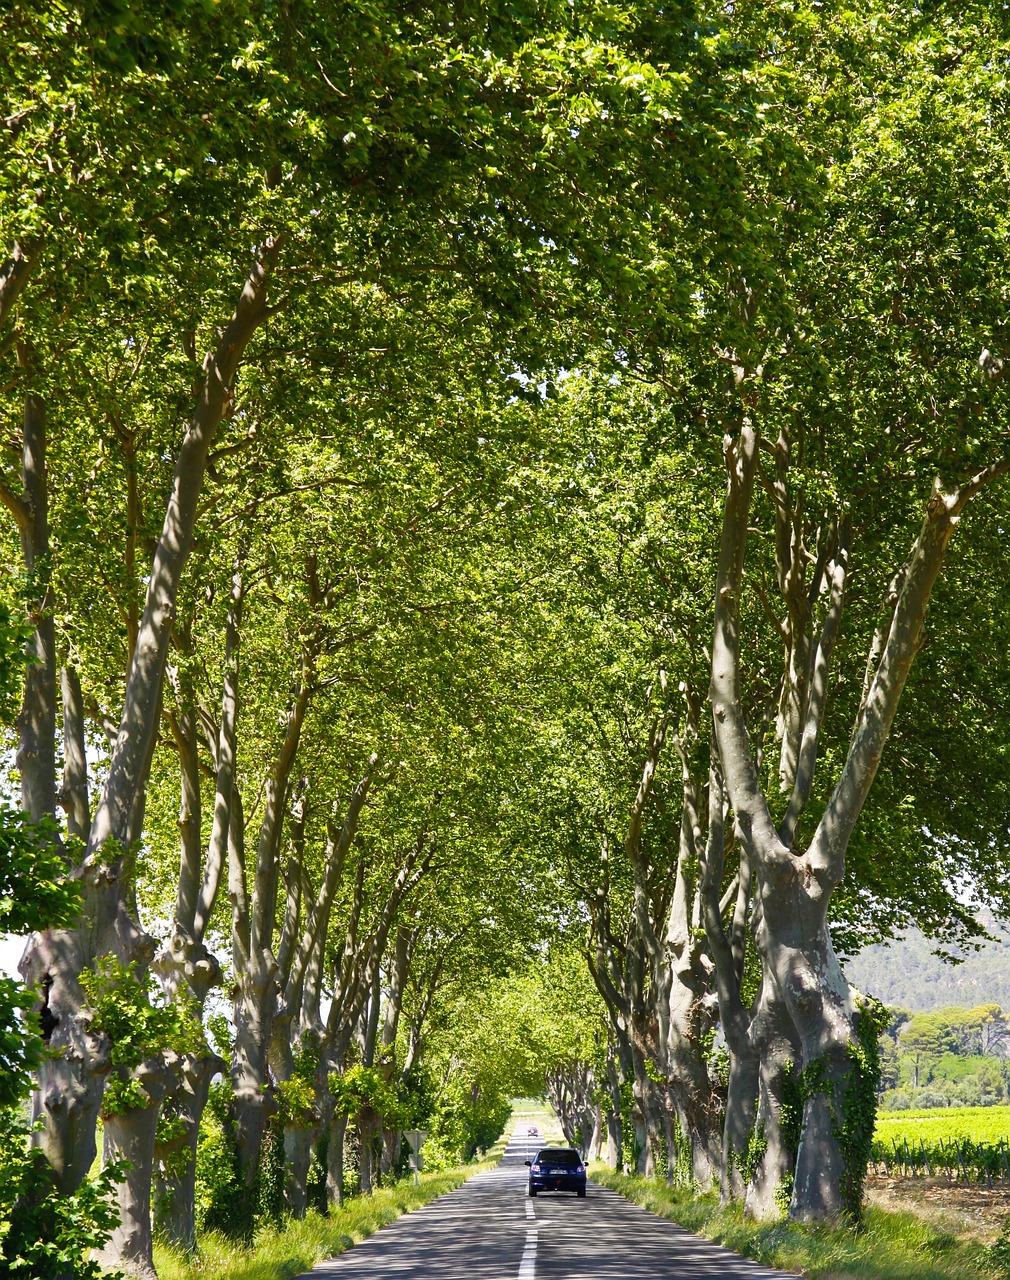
[298,1128,802,1279]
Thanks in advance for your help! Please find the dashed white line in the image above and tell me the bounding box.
[518,1227,538,1279]
[525,1199,535,1219]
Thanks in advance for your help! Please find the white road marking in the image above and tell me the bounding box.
[525,1199,535,1219]
[517,1227,538,1280]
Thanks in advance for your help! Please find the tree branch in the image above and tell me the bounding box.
[709,425,789,866]
[779,517,850,847]
[811,464,1010,879]
[88,235,283,868]
[0,241,39,332]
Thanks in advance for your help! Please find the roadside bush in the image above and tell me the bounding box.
[0,1101,123,1279]
[199,1079,256,1242]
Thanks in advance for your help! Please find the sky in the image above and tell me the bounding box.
[0,934,25,979]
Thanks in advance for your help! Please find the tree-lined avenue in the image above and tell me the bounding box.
[299,1125,800,1280]
[6,3,1010,1275]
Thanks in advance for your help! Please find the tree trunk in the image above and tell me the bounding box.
[100,1058,177,1279]
[698,753,759,1202]
[605,1115,620,1169]
[0,241,39,330]
[21,909,151,1192]
[605,1048,623,1169]
[15,391,56,826]
[101,1107,160,1279]
[589,1104,603,1161]
[193,561,243,940]
[153,1054,221,1250]
[60,666,91,841]
[722,1043,758,1201]
[284,1124,315,1218]
[759,869,854,1220]
[359,1115,376,1194]
[632,1108,647,1174]
[665,964,720,1188]
[232,959,277,1185]
[231,677,313,1184]
[744,974,800,1219]
[327,1112,347,1208]
[381,1125,402,1177]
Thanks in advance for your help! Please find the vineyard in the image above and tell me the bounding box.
[873,1106,1010,1184]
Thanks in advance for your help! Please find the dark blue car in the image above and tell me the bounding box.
[525,1146,587,1197]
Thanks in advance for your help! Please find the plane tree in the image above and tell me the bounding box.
[690,0,1010,1221]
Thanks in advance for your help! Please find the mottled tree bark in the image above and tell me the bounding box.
[358,1112,377,1194]
[60,667,91,841]
[604,1045,623,1170]
[98,1056,179,1279]
[326,1112,348,1207]
[699,759,759,1202]
[284,1125,315,1218]
[742,972,800,1219]
[153,1055,221,1251]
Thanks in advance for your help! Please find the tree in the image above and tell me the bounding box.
[974,1006,1009,1059]
[900,1016,956,1088]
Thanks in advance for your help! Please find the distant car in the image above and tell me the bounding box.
[526,1125,539,1136]
[525,1146,586,1197]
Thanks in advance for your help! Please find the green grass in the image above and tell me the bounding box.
[590,1168,1004,1280]
[153,1165,489,1280]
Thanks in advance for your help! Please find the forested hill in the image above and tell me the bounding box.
[845,922,1010,1011]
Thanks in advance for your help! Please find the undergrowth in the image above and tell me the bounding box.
[153,1165,486,1280]
[591,1167,1004,1280]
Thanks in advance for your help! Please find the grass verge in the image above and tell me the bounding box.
[590,1167,1006,1280]
[153,1164,490,1280]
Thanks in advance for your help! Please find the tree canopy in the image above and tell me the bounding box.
[4,0,1010,1270]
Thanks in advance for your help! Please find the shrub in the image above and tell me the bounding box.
[0,1106,124,1280]
[199,1079,256,1242]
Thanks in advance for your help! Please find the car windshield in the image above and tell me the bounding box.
[536,1148,581,1165]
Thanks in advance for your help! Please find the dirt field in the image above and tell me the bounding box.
[865,1172,1010,1242]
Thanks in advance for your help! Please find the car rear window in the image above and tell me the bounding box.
[536,1148,581,1165]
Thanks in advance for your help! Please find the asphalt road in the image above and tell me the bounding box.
[298,1128,802,1280]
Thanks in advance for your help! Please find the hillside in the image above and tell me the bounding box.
[845,922,1010,1011]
